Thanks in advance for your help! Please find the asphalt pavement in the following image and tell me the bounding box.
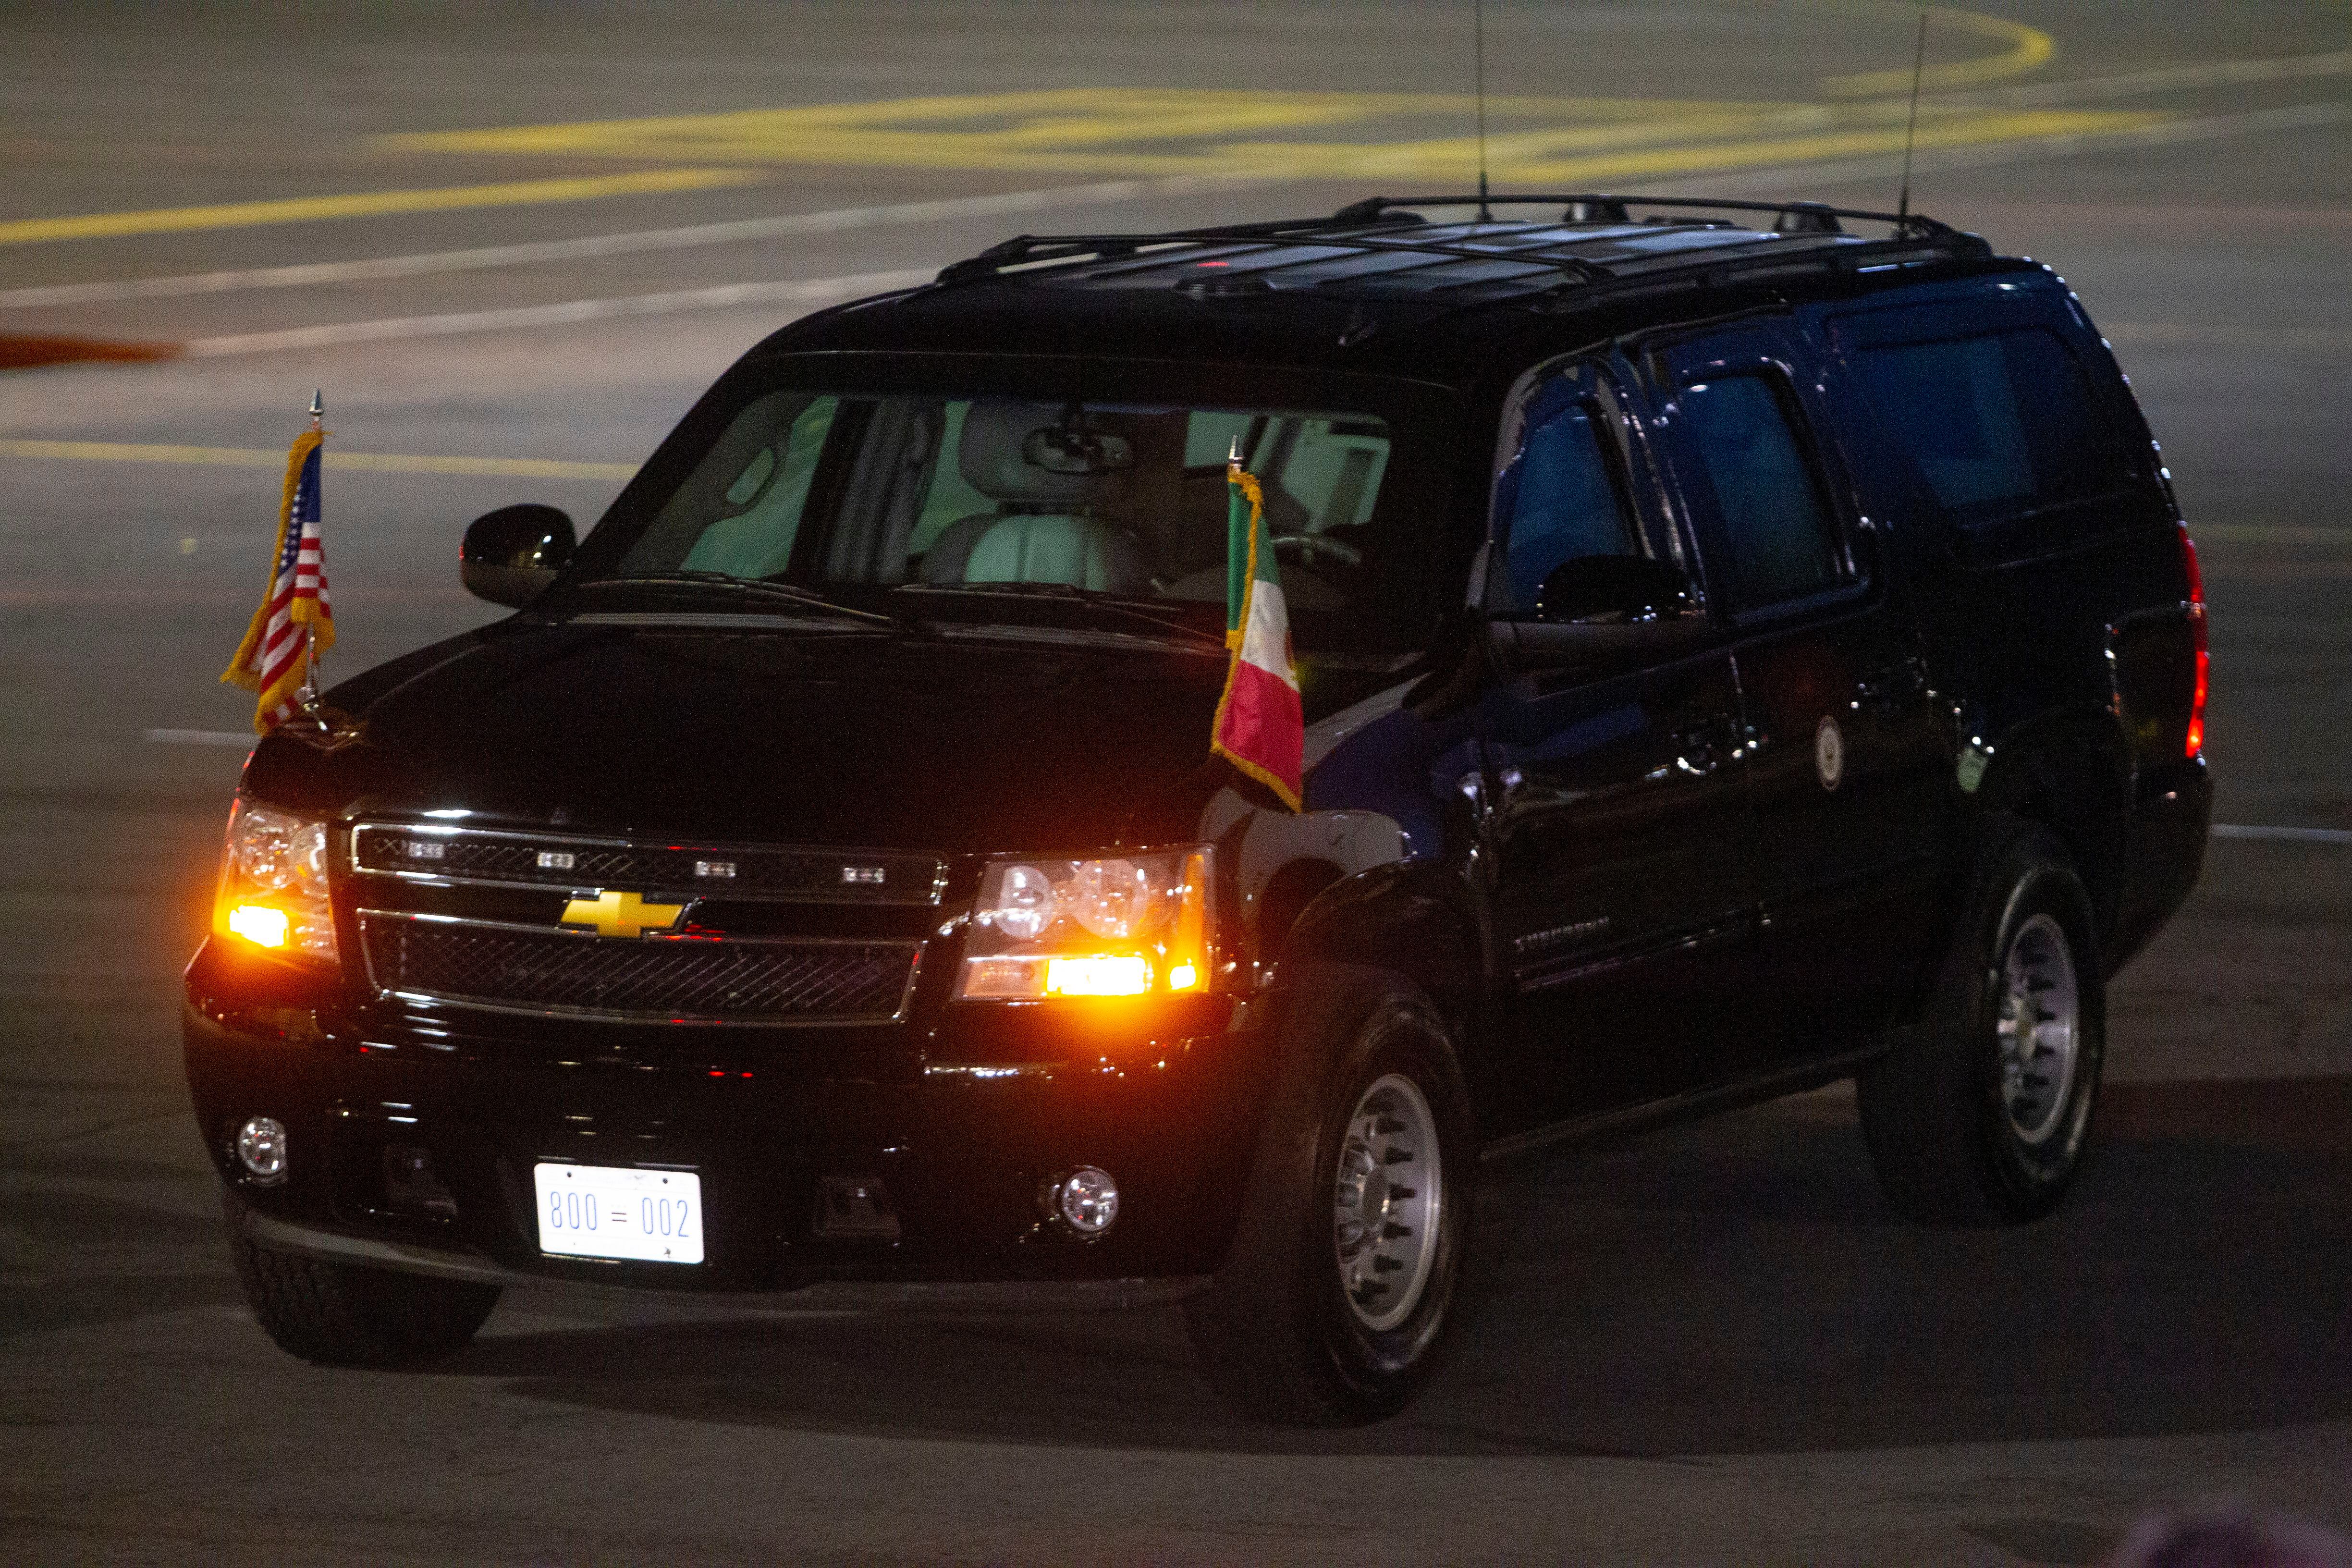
[3,3,2349,1562]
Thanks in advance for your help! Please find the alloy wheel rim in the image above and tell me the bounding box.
[1333,1072,1443,1333]
[1997,912,2081,1144]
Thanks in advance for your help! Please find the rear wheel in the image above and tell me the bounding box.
[227,1195,500,1366]
[1185,965,1471,1424]
[1858,822,2104,1224]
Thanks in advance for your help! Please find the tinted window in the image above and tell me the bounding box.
[639,392,837,580]
[1854,328,2120,525]
[601,392,1414,651]
[1679,375,1843,610]
[1498,402,1635,612]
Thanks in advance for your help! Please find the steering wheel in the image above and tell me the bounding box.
[1271,532,1364,570]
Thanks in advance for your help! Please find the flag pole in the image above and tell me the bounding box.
[297,389,324,717]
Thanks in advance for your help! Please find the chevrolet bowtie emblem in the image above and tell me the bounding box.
[560,890,686,938]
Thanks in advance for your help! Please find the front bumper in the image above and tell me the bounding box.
[185,938,1270,1294]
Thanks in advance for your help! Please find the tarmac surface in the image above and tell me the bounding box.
[2,3,2349,1562]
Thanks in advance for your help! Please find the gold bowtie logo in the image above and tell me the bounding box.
[561,890,686,937]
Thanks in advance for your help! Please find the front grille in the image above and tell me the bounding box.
[351,824,943,906]
[359,912,919,1024]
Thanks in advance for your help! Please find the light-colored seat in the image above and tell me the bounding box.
[926,511,1150,592]
[916,401,1152,592]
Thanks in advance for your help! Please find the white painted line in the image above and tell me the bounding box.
[145,729,255,748]
[2102,322,2352,354]
[0,439,634,480]
[0,173,1268,311]
[2213,824,2352,846]
[181,268,938,356]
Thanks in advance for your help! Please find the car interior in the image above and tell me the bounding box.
[629,392,1395,617]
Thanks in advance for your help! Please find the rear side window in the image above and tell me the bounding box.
[1852,328,2125,526]
[1678,375,1843,611]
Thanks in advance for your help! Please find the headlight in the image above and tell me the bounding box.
[214,799,338,964]
[958,846,1212,1001]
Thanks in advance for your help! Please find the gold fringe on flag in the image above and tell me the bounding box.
[220,428,331,692]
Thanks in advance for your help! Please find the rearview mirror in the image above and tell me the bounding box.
[1535,554,1695,625]
[1022,425,1132,475]
[461,504,575,608]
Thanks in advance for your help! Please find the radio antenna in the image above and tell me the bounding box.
[1473,0,1492,220]
[1895,11,1927,225]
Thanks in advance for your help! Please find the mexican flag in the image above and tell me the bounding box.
[1212,462,1304,809]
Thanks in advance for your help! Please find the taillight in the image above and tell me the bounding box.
[2180,523,2208,759]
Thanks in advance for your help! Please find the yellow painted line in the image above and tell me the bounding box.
[385,90,1749,159]
[1812,1,2057,97]
[1442,110,2164,187]
[0,439,633,482]
[385,88,2157,183]
[383,89,1803,177]
[0,169,762,248]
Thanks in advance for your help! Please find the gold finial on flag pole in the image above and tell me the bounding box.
[308,388,323,427]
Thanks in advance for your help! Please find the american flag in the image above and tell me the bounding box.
[221,424,335,733]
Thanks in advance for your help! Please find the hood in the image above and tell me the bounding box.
[253,619,1233,854]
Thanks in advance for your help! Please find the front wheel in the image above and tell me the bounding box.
[1184,966,1472,1424]
[226,1194,501,1366]
[1858,822,2105,1224]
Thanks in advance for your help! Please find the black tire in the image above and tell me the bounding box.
[226,1194,501,1366]
[1857,821,2105,1225]
[1184,964,1472,1424]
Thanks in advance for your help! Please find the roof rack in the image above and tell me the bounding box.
[1329,192,1957,238]
[930,192,1981,295]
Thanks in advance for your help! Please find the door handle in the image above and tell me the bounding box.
[1855,657,1928,707]
[1673,721,1737,776]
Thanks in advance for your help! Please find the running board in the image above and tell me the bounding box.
[1478,1043,1889,1166]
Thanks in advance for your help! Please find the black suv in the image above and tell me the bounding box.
[186,194,2210,1423]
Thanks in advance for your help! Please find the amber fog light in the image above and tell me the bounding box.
[235,1116,288,1184]
[1048,1167,1119,1235]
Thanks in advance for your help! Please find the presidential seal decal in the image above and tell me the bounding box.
[1814,714,1845,792]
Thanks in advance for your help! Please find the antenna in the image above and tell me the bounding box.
[1895,11,1927,224]
[1473,0,1492,220]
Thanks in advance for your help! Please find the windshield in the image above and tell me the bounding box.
[570,371,1459,657]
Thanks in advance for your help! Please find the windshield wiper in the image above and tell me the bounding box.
[893,581,1224,650]
[573,572,894,625]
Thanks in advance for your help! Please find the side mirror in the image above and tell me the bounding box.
[1534,553,1695,625]
[461,504,575,608]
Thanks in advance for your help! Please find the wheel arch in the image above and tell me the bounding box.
[1278,860,1488,1021]
[1972,704,2135,950]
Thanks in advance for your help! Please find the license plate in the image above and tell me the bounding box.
[533,1163,704,1264]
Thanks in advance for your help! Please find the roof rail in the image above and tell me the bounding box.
[1331,192,1954,238]
[928,193,1980,292]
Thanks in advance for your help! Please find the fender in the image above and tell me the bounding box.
[1960,700,2135,957]
[1281,858,1488,1016]
[1191,662,1487,1004]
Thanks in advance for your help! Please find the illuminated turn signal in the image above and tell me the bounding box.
[955,844,1215,1001]
[226,904,291,949]
[1045,955,1152,997]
